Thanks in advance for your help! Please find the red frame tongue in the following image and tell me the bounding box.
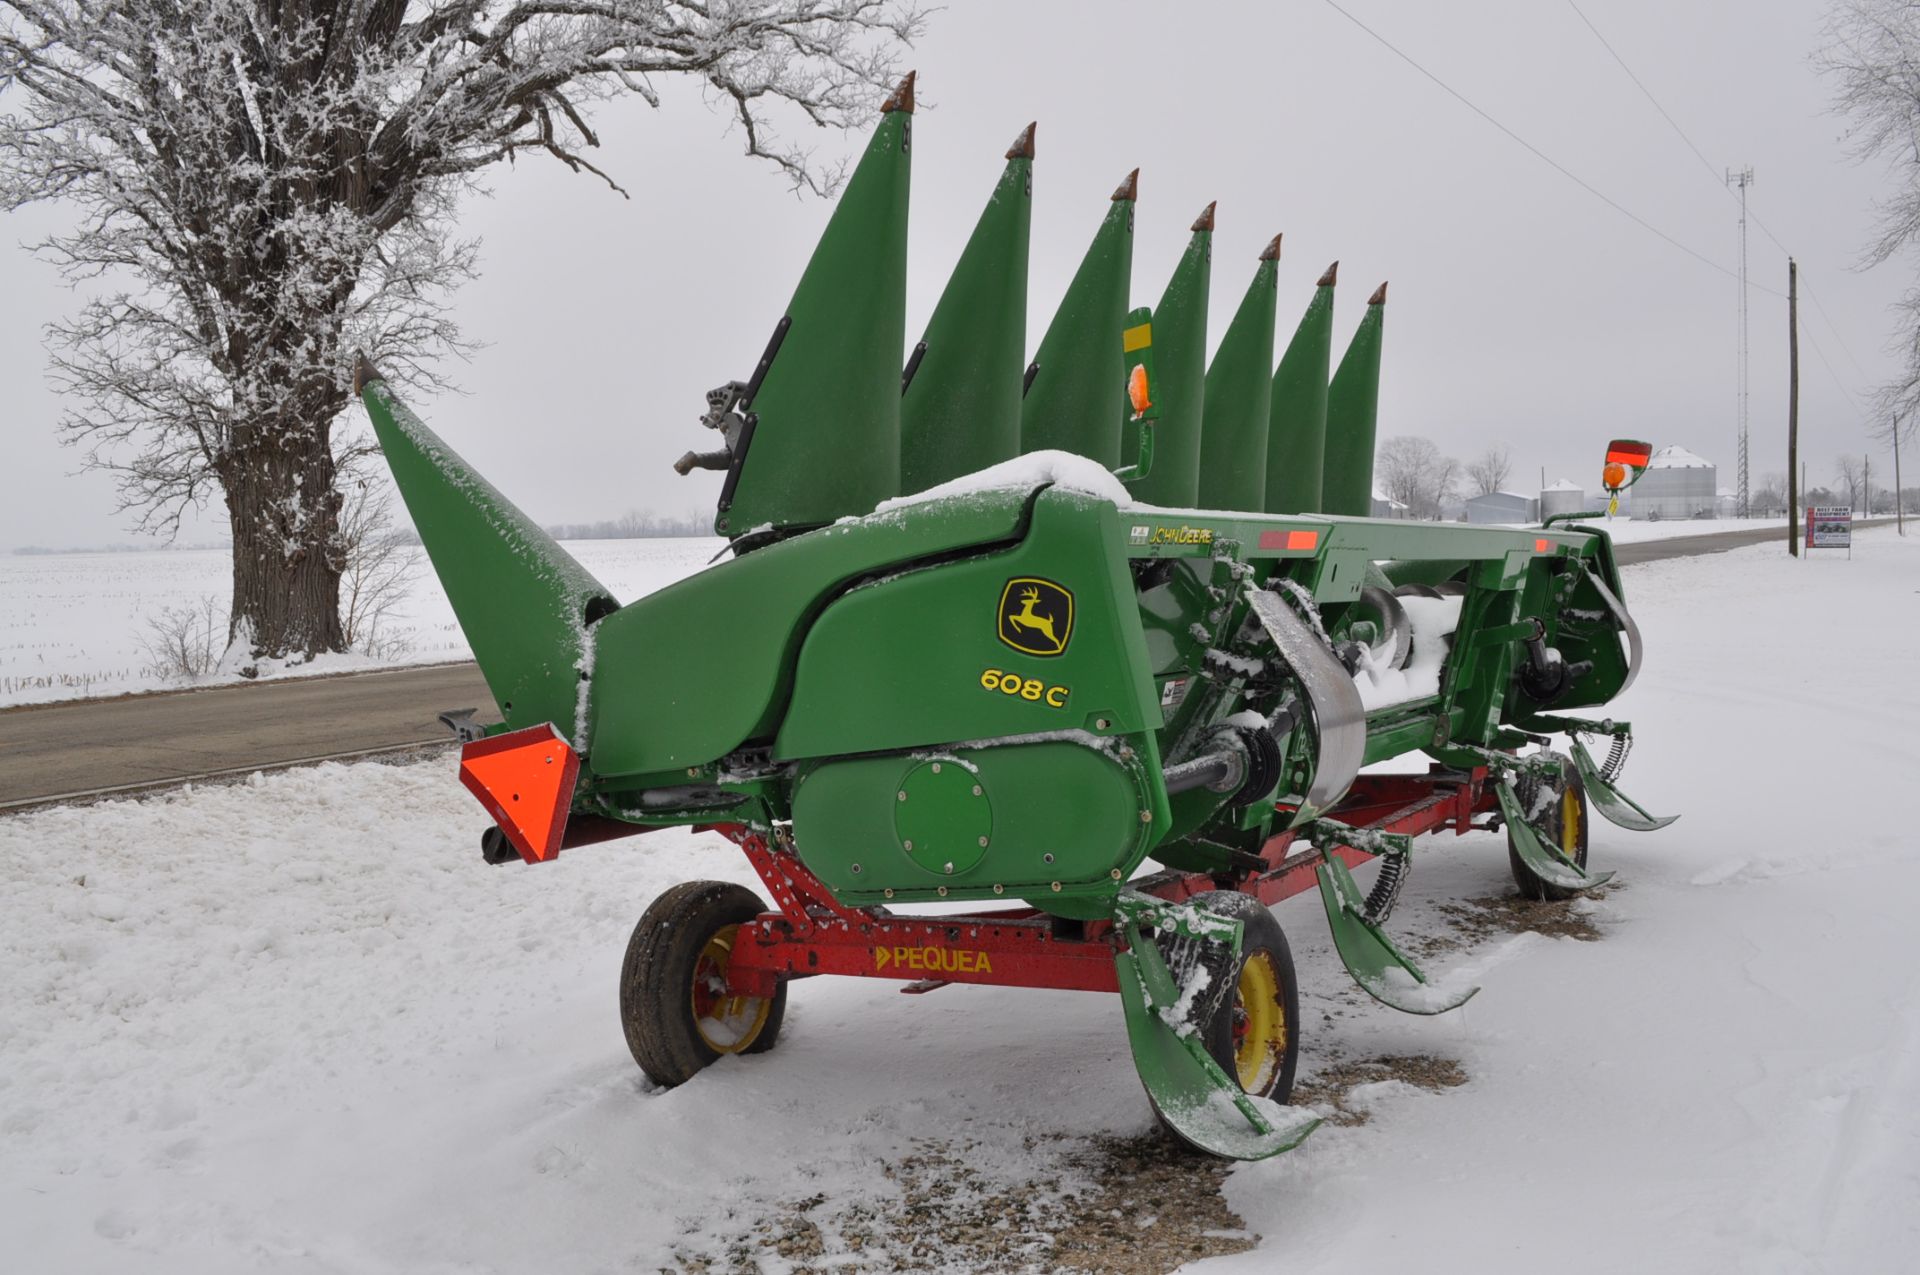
[457,724,580,863]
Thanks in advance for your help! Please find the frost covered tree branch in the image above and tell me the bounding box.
[1823,2,1920,428]
[0,0,922,658]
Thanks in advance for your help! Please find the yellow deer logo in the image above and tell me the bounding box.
[997,578,1073,657]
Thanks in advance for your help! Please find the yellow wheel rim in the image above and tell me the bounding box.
[1560,781,1583,859]
[689,923,773,1054]
[1231,950,1288,1094]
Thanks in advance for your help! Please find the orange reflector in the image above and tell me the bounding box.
[1257,529,1321,552]
[1535,538,1552,553]
[1127,363,1152,416]
[1602,462,1627,490]
[457,723,580,864]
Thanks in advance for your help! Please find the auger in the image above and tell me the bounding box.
[359,72,1676,1160]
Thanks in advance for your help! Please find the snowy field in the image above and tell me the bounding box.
[0,538,722,705]
[3,526,1915,1272]
[0,515,1797,707]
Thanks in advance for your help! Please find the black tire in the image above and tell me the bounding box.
[1151,890,1302,1152]
[619,880,787,1088]
[1507,757,1592,902]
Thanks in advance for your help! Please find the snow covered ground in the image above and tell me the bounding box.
[0,538,721,705]
[0,515,1806,707]
[2,529,1916,1273]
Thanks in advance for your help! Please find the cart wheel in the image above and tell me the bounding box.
[619,880,786,1088]
[1507,756,1591,902]
[1151,890,1301,1149]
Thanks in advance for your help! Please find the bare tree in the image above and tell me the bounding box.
[336,478,417,658]
[1823,5,1920,433]
[1835,455,1864,508]
[1376,436,1461,520]
[1,1,922,660]
[1465,443,1513,497]
[1753,471,1789,516]
[139,595,226,682]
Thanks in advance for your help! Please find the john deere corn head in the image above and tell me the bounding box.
[358,75,1675,1160]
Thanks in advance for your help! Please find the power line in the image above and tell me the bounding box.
[1561,0,1873,382]
[1801,323,1865,409]
[1565,2,1794,256]
[1798,273,1872,380]
[1566,1,1724,188]
[1324,0,1868,396]
[1319,0,1751,287]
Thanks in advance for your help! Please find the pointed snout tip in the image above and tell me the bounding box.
[1006,121,1036,161]
[882,70,916,114]
[1111,167,1139,202]
[1318,261,1339,288]
[1191,201,1217,233]
[352,352,381,396]
[1369,281,1388,306]
[1260,232,1283,262]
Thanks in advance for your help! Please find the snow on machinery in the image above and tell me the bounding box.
[356,74,1676,1161]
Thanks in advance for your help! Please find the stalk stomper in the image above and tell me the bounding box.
[361,75,1675,1161]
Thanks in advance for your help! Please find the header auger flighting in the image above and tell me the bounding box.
[358,73,1676,1161]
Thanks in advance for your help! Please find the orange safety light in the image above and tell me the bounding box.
[457,723,581,864]
[1127,363,1152,417]
[1602,462,1628,491]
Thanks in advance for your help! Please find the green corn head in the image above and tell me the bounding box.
[362,74,1670,1163]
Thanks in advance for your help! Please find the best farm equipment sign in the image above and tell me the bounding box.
[1807,507,1852,552]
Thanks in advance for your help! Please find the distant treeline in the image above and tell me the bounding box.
[12,540,232,555]
[543,510,714,540]
[382,509,713,547]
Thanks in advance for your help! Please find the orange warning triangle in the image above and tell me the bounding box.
[457,724,580,864]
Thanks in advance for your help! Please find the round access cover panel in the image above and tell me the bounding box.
[893,757,993,877]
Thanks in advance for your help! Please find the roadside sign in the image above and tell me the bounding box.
[1806,506,1852,556]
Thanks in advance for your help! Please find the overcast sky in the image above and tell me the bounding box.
[0,0,1906,550]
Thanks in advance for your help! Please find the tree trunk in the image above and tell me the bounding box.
[220,407,347,662]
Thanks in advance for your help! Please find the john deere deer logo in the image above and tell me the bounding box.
[997,578,1073,657]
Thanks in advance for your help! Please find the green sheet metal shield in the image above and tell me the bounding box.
[1321,283,1388,519]
[1198,238,1279,512]
[894,757,993,876]
[1266,267,1336,514]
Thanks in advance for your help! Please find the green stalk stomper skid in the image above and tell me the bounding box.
[361,75,1677,1162]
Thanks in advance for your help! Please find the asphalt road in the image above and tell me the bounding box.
[0,520,1856,810]
[0,662,491,809]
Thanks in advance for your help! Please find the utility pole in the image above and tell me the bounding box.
[1864,453,1871,518]
[1787,258,1800,556]
[1728,166,1755,519]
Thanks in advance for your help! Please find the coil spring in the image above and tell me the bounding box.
[1154,931,1237,1026]
[1362,850,1411,925]
[1600,731,1631,784]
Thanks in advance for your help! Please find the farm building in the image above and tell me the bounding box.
[1539,478,1587,521]
[1465,490,1539,524]
[1370,486,1409,519]
[1636,446,1717,520]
